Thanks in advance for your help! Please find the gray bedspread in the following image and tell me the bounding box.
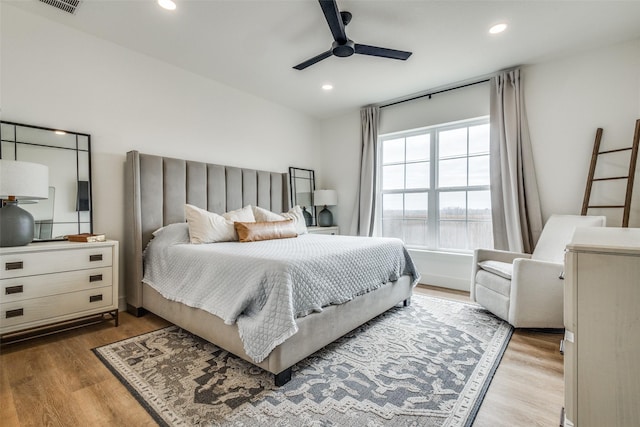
[143,227,419,363]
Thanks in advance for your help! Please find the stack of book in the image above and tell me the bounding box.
[66,233,106,242]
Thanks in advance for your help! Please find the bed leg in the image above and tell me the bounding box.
[274,368,292,386]
[127,304,147,317]
[403,297,411,307]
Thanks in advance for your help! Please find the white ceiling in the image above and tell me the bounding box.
[10,0,640,119]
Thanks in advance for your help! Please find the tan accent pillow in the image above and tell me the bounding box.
[234,220,298,242]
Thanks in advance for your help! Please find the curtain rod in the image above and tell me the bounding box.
[379,78,491,109]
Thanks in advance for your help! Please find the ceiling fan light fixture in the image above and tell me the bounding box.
[332,40,355,57]
[158,0,176,11]
[489,23,507,34]
[292,0,412,70]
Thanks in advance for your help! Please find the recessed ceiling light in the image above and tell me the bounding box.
[489,23,507,34]
[322,84,333,91]
[54,131,66,135]
[158,0,176,11]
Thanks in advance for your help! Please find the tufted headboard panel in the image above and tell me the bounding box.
[124,150,290,313]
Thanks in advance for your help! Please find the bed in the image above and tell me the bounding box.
[124,150,418,385]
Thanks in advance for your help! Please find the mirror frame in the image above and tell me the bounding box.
[289,166,316,227]
[0,120,93,241]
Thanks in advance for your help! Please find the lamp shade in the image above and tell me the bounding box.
[313,189,337,206]
[0,160,49,199]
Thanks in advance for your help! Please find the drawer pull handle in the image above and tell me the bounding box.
[89,254,103,262]
[5,261,23,271]
[6,308,24,319]
[89,274,103,283]
[5,285,24,295]
[89,294,103,303]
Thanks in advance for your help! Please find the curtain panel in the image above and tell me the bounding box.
[490,69,543,253]
[350,106,380,236]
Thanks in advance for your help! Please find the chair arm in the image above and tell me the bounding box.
[470,249,531,301]
[473,248,530,264]
[508,258,564,328]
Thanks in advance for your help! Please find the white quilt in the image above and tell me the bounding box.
[143,227,419,363]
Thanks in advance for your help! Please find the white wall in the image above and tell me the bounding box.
[525,38,640,227]
[1,4,321,308]
[319,38,640,292]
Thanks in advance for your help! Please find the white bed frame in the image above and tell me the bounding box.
[124,151,413,385]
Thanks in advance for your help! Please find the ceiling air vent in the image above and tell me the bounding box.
[39,0,81,15]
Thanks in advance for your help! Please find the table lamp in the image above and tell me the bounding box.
[314,189,337,227]
[0,160,49,247]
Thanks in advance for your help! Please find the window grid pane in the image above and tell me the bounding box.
[378,117,491,251]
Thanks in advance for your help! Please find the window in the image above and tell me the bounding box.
[377,117,493,251]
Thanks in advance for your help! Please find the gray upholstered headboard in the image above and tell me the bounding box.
[124,150,290,314]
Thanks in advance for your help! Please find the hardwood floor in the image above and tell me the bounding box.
[0,286,564,426]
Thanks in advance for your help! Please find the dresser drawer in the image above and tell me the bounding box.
[0,267,112,303]
[0,286,113,331]
[0,246,112,279]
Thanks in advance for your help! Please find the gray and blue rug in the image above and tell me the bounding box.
[94,295,512,426]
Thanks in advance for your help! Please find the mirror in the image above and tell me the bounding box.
[289,167,316,227]
[0,121,93,241]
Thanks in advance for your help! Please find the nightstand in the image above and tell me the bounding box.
[307,226,339,235]
[0,240,119,343]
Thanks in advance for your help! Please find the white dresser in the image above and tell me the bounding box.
[563,227,640,427]
[0,240,119,341]
[307,226,339,235]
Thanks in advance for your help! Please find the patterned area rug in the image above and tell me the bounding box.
[94,295,512,426]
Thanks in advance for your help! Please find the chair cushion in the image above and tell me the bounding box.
[478,260,513,280]
[475,270,511,297]
[474,283,510,323]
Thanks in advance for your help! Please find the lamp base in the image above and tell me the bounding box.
[318,206,333,227]
[302,206,313,226]
[0,202,35,247]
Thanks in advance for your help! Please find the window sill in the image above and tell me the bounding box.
[405,247,474,258]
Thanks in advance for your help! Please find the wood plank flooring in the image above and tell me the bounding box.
[0,285,563,426]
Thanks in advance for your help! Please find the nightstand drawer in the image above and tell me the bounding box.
[1,286,113,331]
[0,245,112,279]
[0,267,112,303]
[307,226,339,235]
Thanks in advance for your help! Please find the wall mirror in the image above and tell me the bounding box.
[289,167,316,226]
[0,121,93,241]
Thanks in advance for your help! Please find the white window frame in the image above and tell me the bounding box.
[375,116,491,252]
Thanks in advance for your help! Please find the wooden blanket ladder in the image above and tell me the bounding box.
[581,119,640,227]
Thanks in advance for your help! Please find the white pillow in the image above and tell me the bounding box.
[222,205,256,223]
[282,205,308,235]
[152,222,190,242]
[184,204,236,243]
[253,205,286,222]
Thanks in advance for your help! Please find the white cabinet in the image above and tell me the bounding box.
[307,226,339,235]
[0,240,119,340]
[564,227,640,427]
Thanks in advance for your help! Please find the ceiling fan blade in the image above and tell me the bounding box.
[319,0,347,43]
[293,50,333,70]
[354,44,413,60]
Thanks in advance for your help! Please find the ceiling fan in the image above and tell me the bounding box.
[293,0,413,70]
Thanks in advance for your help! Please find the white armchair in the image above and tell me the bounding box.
[471,214,606,328]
